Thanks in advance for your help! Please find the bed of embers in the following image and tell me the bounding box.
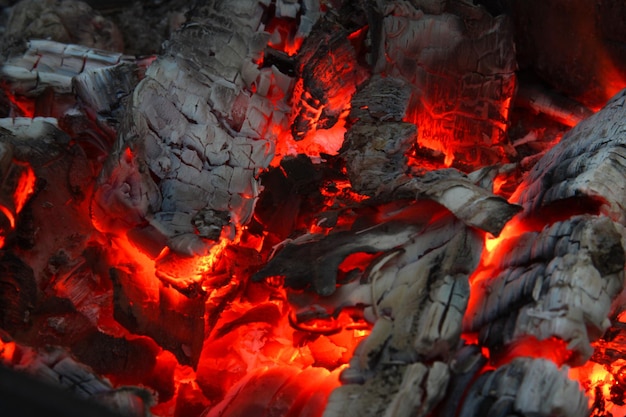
[1,0,626,416]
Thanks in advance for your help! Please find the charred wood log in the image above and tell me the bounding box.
[342,75,521,236]
[459,357,589,417]
[324,362,449,417]
[370,0,517,167]
[516,88,626,225]
[0,334,153,416]
[464,215,625,364]
[1,0,123,54]
[94,0,298,259]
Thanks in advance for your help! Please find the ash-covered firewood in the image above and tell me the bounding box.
[370,0,517,166]
[94,1,304,258]
[290,11,368,140]
[1,40,142,121]
[516,88,626,225]
[276,206,482,417]
[0,334,153,416]
[1,0,123,53]
[459,357,588,417]
[342,75,521,236]
[252,218,426,296]
[464,215,625,364]
[324,362,449,417]
[95,0,190,56]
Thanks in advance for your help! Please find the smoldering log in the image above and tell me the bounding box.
[370,0,517,167]
[1,0,124,53]
[342,75,521,236]
[0,334,153,417]
[93,0,303,259]
[458,357,589,417]
[516,88,626,225]
[322,213,482,417]
[464,215,625,364]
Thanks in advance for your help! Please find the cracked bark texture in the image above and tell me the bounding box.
[516,88,626,225]
[0,334,153,417]
[458,357,589,417]
[93,1,310,258]
[370,0,517,167]
[321,212,481,417]
[464,215,625,364]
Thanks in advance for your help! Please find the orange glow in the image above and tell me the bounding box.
[4,91,35,118]
[272,116,348,165]
[13,162,36,214]
[0,339,16,362]
[266,18,303,56]
[569,361,623,412]
[492,336,572,368]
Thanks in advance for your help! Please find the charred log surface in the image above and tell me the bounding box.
[291,15,368,140]
[516,88,626,225]
[372,1,517,167]
[95,0,190,56]
[110,268,205,367]
[342,75,521,236]
[94,1,298,258]
[388,170,521,236]
[325,362,449,417]
[464,215,625,364]
[320,210,482,417]
[0,334,153,416]
[459,357,588,417]
[1,0,123,54]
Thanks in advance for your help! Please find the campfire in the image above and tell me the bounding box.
[1,0,626,416]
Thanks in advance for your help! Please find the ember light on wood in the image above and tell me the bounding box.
[1,1,626,417]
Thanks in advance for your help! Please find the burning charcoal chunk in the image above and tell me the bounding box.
[387,170,522,236]
[341,122,417,196]
[0,337,153,417]
[110,268,205,366]
[348,76,412,124]
[253,220,425,296]
[372,1,516,167]
[96,1,292,260]
[0,140,35,243]
[325,362,449,417]
[203,366,338,417]
[517,88,626,225]
[458,357,588,417]
[291,16,368,140]
[342,74,520,236]
[465,215,625,364]
[2,0,123,53]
